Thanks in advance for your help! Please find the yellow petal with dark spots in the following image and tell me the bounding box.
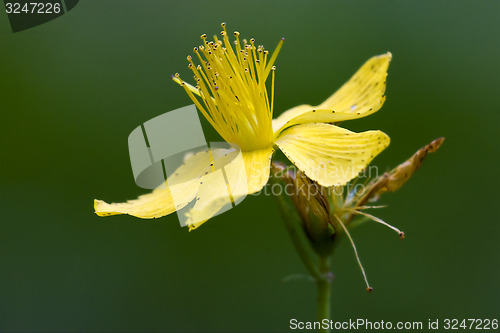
[94,148,221,219]
[274,123,390,187]
[94,186,177,219]
[272,53,392,135]
[185,147,274,230]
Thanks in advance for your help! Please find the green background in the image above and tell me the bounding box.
[1,1,499,332]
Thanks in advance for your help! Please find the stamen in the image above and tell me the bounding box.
[332,214,373,291]
[351,210,405,239]
[344,205,387,210]
[172,24,283,151]
[264,38,284,79]
[271,66,276,117]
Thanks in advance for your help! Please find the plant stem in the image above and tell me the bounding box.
[270,163,333,333]
[278,199,322,281]
[271,171,322,281]
[317,256,331,333]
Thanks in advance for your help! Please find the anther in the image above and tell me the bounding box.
[366,287,373,293]
[399,232,405,239]
[187,55,192,61]
[221,22,226,28]
[201,34,207,39]
[249,38,255,43]
[174,73,180,78]
[271,66,276,70]
[193,47,198,53]
[234,31,240,36]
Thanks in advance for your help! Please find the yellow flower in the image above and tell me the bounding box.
[94,23,391,230]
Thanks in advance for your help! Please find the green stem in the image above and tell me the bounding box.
[276,194,322,281]
[317,256,331,333]
[270,164,332,333]
[271,168,322,281]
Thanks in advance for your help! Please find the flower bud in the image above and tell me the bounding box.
[277,164,336,256]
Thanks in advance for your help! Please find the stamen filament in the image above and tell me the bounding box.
[332,214,373,292]
[264,38,284,79]
[351,210,405,239]
[344,205,387,210]
[271,66,276,117]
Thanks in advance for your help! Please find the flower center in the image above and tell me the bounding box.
[172,23,283,151]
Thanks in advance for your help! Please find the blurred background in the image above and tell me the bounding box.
[1,1,499,332]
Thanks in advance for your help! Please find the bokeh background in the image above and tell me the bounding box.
[1,1,499,332]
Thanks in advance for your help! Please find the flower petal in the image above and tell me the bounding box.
[241,147,275,194]
[94,185,178,219]
[95,146,275,230]
[184,147,274,230]
[274,123,390,187]
[94,149,219,218]
[272,53,392,135]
